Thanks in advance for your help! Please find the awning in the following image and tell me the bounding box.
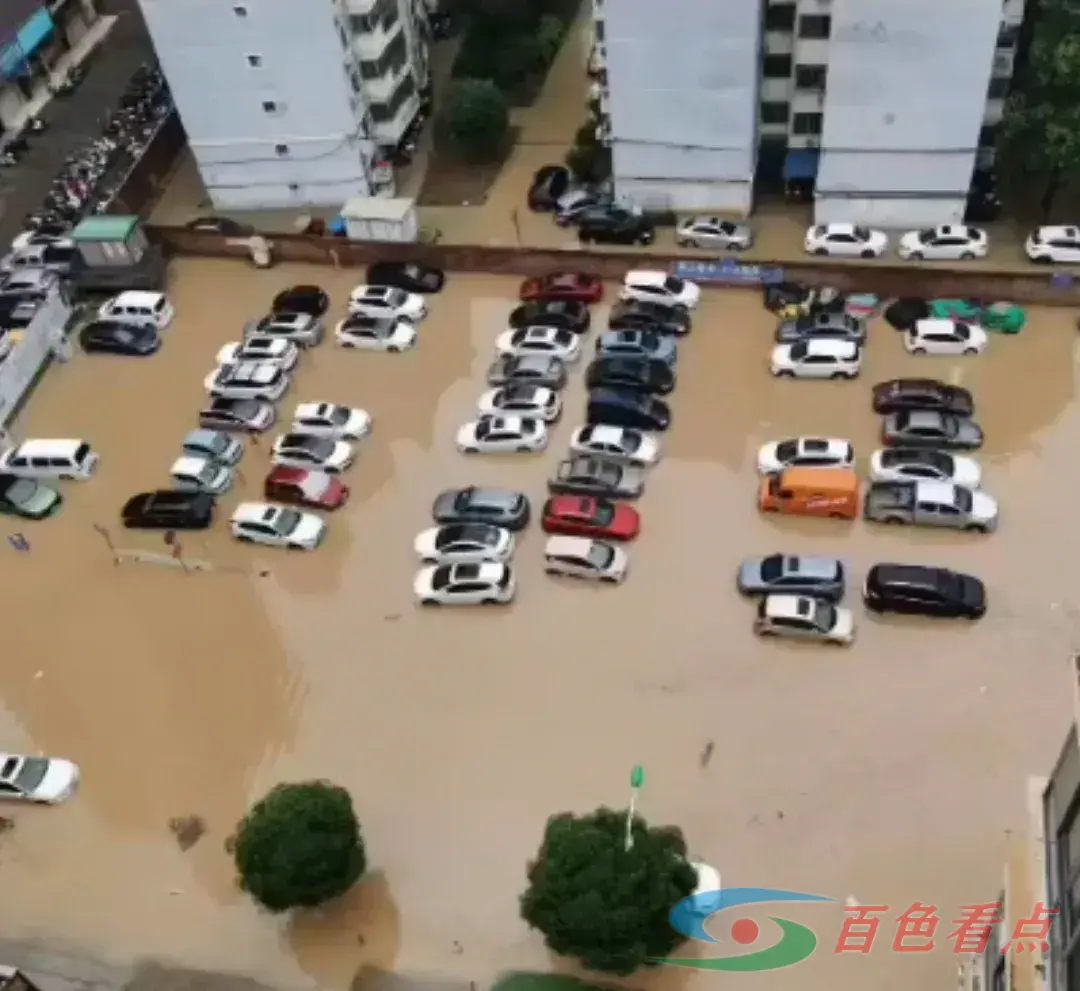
[783,149,821,182]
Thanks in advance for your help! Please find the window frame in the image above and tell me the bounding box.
[761,101,790,125]
[798,14,831,39]
[762,53,792,78]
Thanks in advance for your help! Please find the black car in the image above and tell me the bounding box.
[528,165,571,211]
[121,490,216,530]
[586,356,675,396]
[185,216,255,236]
[366,261,445,293]
[578,207,655,246]
[608,299,691,336]
[586,388,671,431]
[80,319,159,356]
[508,300,590,333]
[863,563,986,619]
[271,284,330,317]
[871,378,975,417]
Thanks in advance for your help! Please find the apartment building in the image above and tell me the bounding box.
[592,0,762,215]
[137,0,428,211]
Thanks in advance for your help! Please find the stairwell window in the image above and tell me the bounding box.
[262,100,280,114]
[798,14,831,39]
[233,4,248,16]
[246,54,263,68]
[275,144,290,156]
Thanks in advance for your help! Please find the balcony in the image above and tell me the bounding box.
[354,21,402,60]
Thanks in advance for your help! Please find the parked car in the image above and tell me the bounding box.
[263,465,349,510]
[245,311,322,347]
[577,207,655,246]
[97,289,174,330]
[754,594,855,644]
[432,486,531,530]
[230,502,326,549]
[478,384,562,421]
[456,415,548,454]
[586,356,675,395]
[366,261,445,293]
[495,325,582,362]
[519,272,603,303]
[771,338,862,379]
[1025,225,1080,264]
[804,223,888,258]
[555,188,608,226]
[335,313,417,351]
[185,216,254,236]
[568,424,660,466]
[271,433,354,472]
[863,480,998,532]
[898,225,988,261]
[868,447,981,487]
[736,554,845,601]
[487,354,567,389]
[541,494,640,540]
[0,752,80,803]
[0,473,61,518]
[79,320,159,356]
[586,387,671,431]
[906,319,988,356]
[217,335,299,370]
[528,164,572,211]
[774,311,865,345]
[872,378,974,416]
[548,456,646,499]
[675,216,752,250]
[205,361,289,401]
[348,284,427,321]
[620,270,700,309]
[595,329,677,365]
[544,535,628,583]
[170,455,233,494]
[121,489,215,530]
[414,561,516,606]
[508,299,590,333]
[881,410,983,450]
[271,284,330,318]
[608,299,691,336]
[863,563,986,619]
[413,522,515,565]
[199,397,276,433]
[291,402,371,440]
[181,429,244,466]
[756,437,854,474]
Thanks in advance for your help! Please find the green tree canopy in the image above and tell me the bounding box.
[437,79,510,161]
[520,807,698,975]
[233,781,366,912]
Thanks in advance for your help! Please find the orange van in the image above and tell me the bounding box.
[758,466,859,520]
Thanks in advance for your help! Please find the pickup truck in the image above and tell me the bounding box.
[863,480,998,533]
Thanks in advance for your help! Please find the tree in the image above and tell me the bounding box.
[438,79,510,161]
[233,781,366,912]
[520,807,698,975]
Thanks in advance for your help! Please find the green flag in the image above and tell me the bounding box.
[630,765,644,789]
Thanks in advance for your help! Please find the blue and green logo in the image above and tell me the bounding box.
[656,887,836,972]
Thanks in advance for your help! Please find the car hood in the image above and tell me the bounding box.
[31,758,80,802]
[952,456,982,488]
[635,433,661,462]
[413,566,437,596]
[770,344,794,364]
[413,528,439,557]
[432,492,458,518]
[971,491,998,520]
[830,608,855,639]
[737,559,766,590]
[345,409,372,436]
[898,232,922,251]
[616,466,647,490]
[456,423,480,445]
[20,484,61,515]
[291,513,326,544]
[955,421,984,444]
[959,576,986,609]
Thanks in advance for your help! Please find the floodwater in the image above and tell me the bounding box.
[0,260,1077,991]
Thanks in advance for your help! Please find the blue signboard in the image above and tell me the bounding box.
[673,258,786,286]
[0,41,24,78]
[16,8,53,55]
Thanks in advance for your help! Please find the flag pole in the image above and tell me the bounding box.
[625,764,644,851]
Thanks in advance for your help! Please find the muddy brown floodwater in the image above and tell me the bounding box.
[0,259,1077,991]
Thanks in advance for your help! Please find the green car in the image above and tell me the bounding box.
[0,475,63,518]
[929,298,1026,333]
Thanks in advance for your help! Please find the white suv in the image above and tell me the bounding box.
[348,285,427,321]
[205,361,290,400]
[244,311,322,347]
[1025,225,1080,264]
[619,270,700,309]
[770,338,862,379]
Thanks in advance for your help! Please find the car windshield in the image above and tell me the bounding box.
[588,499,614,525]
[775,440,798,462]
[320,404,350,426]
[13,756,48,791]
[291,436,333,458]
[954,322,971,339]
[917,228,936,243]
[587,543,615,569]
[404,265,420,278]
[430,565,454,590]
[274,508,303,534]
[813,600,837,631]
[5,478,39,506]
[789,342,809,361]
[664,276,684,293]
[853,227,871,241]
[952,487,973,512]
[621,431,641,452]
[386,288,406,305]
[760,555,785,582]
[196,462,220,484]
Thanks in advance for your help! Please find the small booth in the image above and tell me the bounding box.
[67,215,167,293]
[340,196,418,243]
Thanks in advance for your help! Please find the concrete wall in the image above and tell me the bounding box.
[0,287,72,428]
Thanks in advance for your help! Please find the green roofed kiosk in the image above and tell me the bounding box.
[68,215,166,293]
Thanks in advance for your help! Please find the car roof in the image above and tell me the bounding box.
[824,223,857,234]
[545,535,596,556]
[8,438,85,456]
[914,480,956,500]
[267,465,310,483]
[233,501,280,523]
[585,423,624,440]
[780,554,840,577]
[764,594,814,619]
[171,455,214,474]
[624,270,667,285]
[902,409,946,425]
[183,429,222,444]
[465,487,519,506]
[1036,224,1080,238]
[295,402,337,417]
[111,290,165,306]
[777,466,858,490]
[870,563,949,588]
[804,337,858,357]
[221,361,281,383]
[448,561,505,581]
[914,318,962,333]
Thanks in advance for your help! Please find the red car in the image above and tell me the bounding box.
[264,466,349,510]
[541,495,639,541]
[520,272,603,304]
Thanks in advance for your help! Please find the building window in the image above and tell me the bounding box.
[760,101,790,125]
[275,144,290,156]
[763,54,792,78]
[799,14,831,39]
[594,18,605,42]
[288,183,300,192]
[794,64,827,90]
[262,100,279,114]
[792,112,822,135]
[763,3,796,31]
[349,0,397,35]
[246,54,262,68]
[997,24,1020,49]
[232,4,248,16]
[987,77,1009,99]
[979,124,998,146]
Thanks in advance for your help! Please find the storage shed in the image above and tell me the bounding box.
[340,197,418,242]
[69,215,148,268]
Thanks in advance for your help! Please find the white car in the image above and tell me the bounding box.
[804,223,888,259]
[543,535,628,583]
[292,402,371,440]
[216,335,299,370]
[477,385,562,422]
[495,326,582,363]
[169,455,234,495]
[898,225,989,261]
[754,594,855,645]
[204,361,290,401]
[771,338,862,379]
[0,752,80,803]
[568,424,660,466]
[414,561,516,605]
[348,285,427,322]
[230,502,326,549]
[413,522,515,564]
[245,311,322,347]
[456,415,548,454]
[335,313,417,351]
[906,319,988,356]
[271,432,354,472]
[868,448,982,488]
[619,270,700,309]
[756,437,854,474]
[1025,225,1080,264]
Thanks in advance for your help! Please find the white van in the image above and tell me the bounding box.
[99,291,175,330]
[0,439,100,479]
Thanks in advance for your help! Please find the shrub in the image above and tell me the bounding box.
[437,79,511,161]
[566,143,611,185]
[536,15,566,67]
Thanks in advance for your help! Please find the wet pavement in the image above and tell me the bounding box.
[0,260,1077,991]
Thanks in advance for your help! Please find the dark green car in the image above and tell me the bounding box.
[0,474,62,518]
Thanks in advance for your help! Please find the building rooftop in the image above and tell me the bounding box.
[70,215,139,242]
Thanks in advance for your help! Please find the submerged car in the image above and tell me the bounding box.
[863,563,987,619]
[881,410,983,450]
[0,752,80,803]
[871,378,974,416]
[737,554,845,601]
[0,473,61,518]
[431,486,531,530]
[486,354,567,390]
[754,594,855,644]
[548,456,646,499]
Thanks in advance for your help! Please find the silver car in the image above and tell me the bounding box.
[486,354,568,390]
[676,216,753,250]
[555,189,608,226]
[775,311,866,344]
[737,554,845,601]
[882,410,983,450]
[547,456,646,499]
[181,429,244,466]
[595,329,678,366]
